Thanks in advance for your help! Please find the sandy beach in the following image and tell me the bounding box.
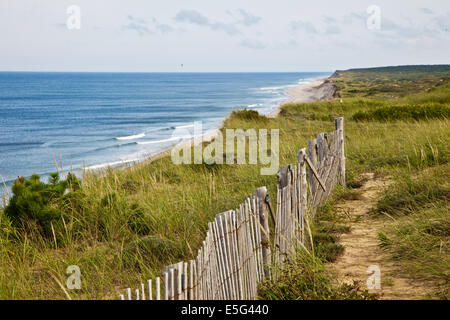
[89,76,336,170]
[138,76,336,167]
[267,76,336,118]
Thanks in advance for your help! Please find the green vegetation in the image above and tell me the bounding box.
[332,65,450,99]
[0,65,449,299]
[352,104,450,122]
[258,250,376,300]
[375,165,449,298]
[313,199,351,263]
[269,65,449,299]
[374,165,449,217]
[228,109,270,122]
[5,173,80,237]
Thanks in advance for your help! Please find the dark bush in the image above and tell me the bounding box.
[229,109,268,122]
[5,172,81,236]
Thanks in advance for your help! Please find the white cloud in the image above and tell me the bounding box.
[420,8,434,15]
[122,15,152,36]
[430,12,450,33]
[239,38,266,49]
[122,15,176,36]
[174,9,241,36]
[231,9,261,26]
[1,0,449,72]
[152,18,175,34]
[174,9,209,25]
[290,20,319,34]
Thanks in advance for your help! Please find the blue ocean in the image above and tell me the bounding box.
[0,72,329,190]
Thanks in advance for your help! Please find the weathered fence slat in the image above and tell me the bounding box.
[335,117,346,187]
[304,155,327,192]
[156,277,161,300]
[120,118,345,300]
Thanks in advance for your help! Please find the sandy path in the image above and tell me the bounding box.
[332,173,435,299]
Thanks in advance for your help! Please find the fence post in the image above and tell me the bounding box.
[255,187,271,279]
[335,117,346,187]
[307,139,318,215]
[297,148,307,245]
[119,118,347,301]
[307,139,318,196]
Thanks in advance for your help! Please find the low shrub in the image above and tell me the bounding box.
[352,104,450,122]
[4,172,80,236]
[229,109,269,122]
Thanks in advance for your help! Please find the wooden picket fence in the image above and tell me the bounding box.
[119,117,345,300]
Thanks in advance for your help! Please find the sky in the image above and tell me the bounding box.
[0,0,449,72]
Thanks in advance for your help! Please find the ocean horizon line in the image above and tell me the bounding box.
[0,70,333,74]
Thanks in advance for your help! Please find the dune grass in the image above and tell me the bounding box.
[376,165,450,298]
[0,66,449,299]
[258,250,377,300]
[352,104,450,122]
[256,66,450,299]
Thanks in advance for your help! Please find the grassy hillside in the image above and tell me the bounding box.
[264,65,450,299]
[332,65,450,99]
[0,65,449,299]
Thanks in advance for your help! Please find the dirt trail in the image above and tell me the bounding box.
[331,173,434,299]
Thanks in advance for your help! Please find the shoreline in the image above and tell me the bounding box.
[267,76,335,118]
[93,76,335,168]
[2,75,334,191]
[135,75,335,167]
